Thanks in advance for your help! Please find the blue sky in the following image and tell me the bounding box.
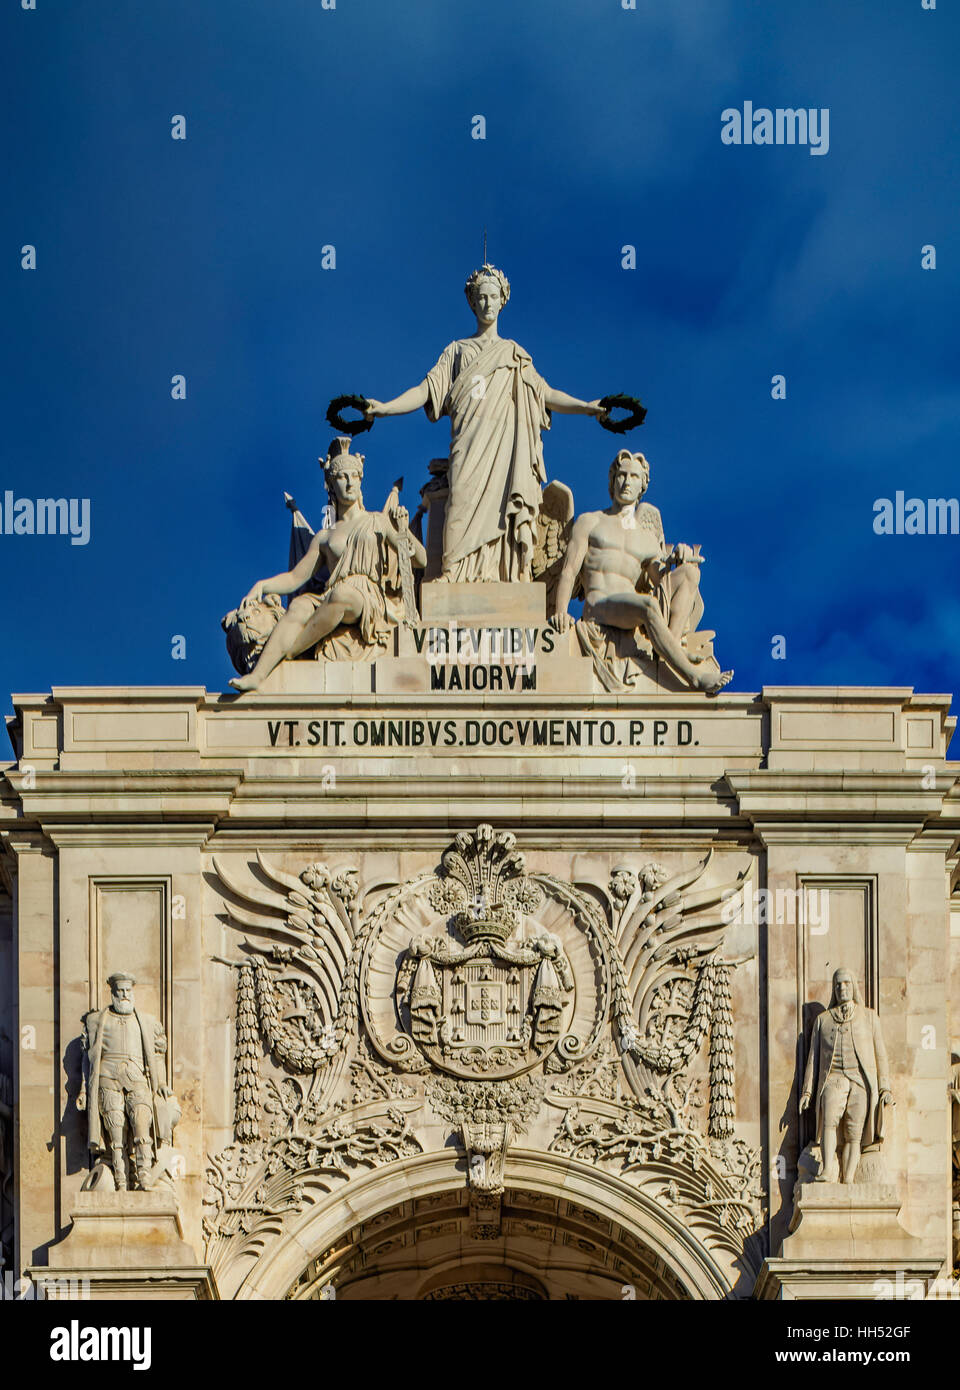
[2,0,958,706]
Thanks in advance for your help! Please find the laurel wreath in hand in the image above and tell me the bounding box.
[326,394,373,437]
[598,393,647,433]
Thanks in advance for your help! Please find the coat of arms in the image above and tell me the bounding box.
[390,827,574,1079]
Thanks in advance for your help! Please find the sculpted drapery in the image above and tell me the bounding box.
[361,263,604,581]
[425,336,550,581]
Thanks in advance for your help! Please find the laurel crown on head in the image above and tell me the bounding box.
[464,263,510,311]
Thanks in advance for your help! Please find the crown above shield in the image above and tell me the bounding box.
[428,824,542,944]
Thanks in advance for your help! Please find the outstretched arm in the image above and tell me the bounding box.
[364,382,430,419]
[544,387,606,417]
[550,516,591,630]
[244,532,325,603]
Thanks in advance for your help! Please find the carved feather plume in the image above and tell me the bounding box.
[212,853,361,1075]
[608,851,753,1132]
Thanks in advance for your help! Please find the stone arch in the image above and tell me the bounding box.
[232,1149,739,1300]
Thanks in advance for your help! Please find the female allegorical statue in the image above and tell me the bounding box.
[363,264,605,583]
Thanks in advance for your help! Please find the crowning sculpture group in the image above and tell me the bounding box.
[222,262,733,694]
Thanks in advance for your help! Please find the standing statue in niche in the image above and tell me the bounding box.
[550,449,733,694]
[799,968,893,1185]
[362,264,606,583]
[78,973,180,1192]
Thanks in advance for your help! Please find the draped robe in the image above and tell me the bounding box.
[424,336,550,581]
[299,510,401,661]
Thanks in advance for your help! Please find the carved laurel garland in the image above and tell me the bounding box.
[251,957,335,1073]
[234,964,261,1144]
[606,852,753,1138]
[215,856,385,1135]
[708,962,736,1139]
[426,1075,545,1131]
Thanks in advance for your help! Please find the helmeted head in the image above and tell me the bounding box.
[107,972,136,1014]
[464,263,510,324]
[829,968,862,1008]
[322,437,365,516]
[608,449,650,505]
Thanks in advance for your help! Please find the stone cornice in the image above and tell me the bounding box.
[205,825,758,853]
[750,824,928,847]
[41,823,219,849]
[1,769,243,828]
[0,828,55,856]
[725,769,960,848]
[760,685,948,703]
[728,770,953,810]
[4,765,960,845]
[48,686,208,703]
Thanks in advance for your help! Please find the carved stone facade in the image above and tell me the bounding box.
[1,672,957,1300]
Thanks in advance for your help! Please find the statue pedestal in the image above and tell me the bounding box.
[756,1182,942,1299]
[251,581,598,696]
[420,580,547,627]
[32,1189,217,1300]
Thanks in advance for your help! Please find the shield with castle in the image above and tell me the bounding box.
[392,827,574,1078]
[355,824,609,1085]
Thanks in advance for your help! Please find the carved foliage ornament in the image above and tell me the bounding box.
[207,827,757,1280]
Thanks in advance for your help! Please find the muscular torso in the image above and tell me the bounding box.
[578,505,665,607]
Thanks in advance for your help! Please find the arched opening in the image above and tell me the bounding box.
[284,1185,691,1300]
[231,1151,736,1301]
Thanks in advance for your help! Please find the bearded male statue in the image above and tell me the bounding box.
[78,973,178,1191]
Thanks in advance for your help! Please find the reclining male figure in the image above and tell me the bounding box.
[550,449,732,695]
